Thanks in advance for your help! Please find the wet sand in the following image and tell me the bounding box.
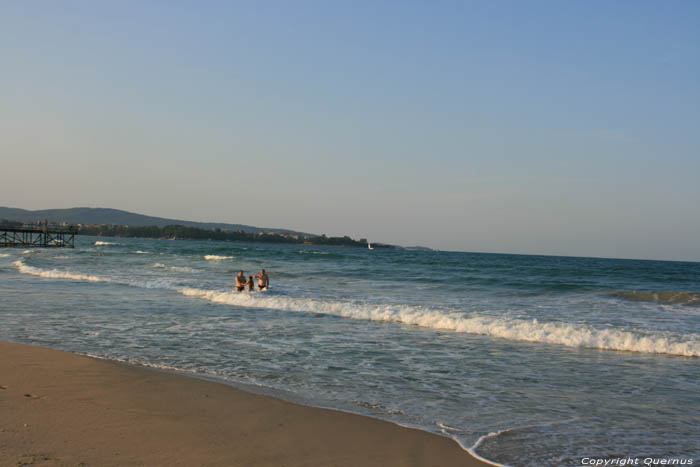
[0,341,491,466]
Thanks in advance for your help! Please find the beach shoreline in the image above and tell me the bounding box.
[0,341,492,466]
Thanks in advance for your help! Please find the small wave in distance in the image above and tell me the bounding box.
[13,260,110,283]
[204,255,234,261]
[610,290,700,307]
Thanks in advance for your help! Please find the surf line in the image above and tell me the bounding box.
[12,261,700,358]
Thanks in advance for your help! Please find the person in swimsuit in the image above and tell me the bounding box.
[235,271,247,292]
[248,276,254,292]
[254,269,269,290]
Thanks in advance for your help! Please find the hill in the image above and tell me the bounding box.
[0,207,312,236]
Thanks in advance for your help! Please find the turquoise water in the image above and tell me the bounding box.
[1,237,699,465]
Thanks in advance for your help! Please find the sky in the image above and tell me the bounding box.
[1,1,699,261]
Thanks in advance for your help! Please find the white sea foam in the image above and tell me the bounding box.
[84,353,221,377]
[11,259,700,357]
[178,287,700,357]
[466,429,511,467]
[126,278,176,289]
[0,253,10,258]
[95,241,118,246]
[85,354,197,373]
[204,255,234,261]
[13,260,110,283]
[153,263,197,273]
[174,266,197,273]
[134,250,150,254]
[465,418,580,467]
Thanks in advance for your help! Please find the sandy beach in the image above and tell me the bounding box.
[0,341,490,466]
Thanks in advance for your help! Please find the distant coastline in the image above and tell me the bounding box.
[0,206,395,249]
[0,206,308,236]
[76,223,394,248]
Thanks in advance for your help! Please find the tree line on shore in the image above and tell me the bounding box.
[75,224,391,248]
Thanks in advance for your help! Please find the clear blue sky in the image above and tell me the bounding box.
[2,1,699,260]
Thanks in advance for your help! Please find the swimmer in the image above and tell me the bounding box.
[235,271,247,292]
[254,269,269,291]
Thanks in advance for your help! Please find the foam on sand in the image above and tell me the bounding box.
[0,341,485,467]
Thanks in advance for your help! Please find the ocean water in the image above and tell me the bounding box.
[1,237,699,466]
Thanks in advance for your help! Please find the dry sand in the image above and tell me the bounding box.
[0,341,491,466]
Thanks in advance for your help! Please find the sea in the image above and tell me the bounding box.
[1,236,698,466]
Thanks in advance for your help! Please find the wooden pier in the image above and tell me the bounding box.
[0,224,75,248]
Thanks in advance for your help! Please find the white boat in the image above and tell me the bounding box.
[368,241,374,250]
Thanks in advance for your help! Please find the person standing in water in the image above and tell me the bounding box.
[248,276,254,292]
[254,269,269,290]
[235,271,247,292]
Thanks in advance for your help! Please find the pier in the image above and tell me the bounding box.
[0,224,75,248]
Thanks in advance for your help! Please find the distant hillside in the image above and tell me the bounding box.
[0,207,313,236]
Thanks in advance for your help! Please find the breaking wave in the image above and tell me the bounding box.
[14,260,175,289]
[11,260,700,357]
[610,290,700,307]
[178,287,700,358]
[95,241,118,246]
[13,260,110,283]
[204,255,234,261]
